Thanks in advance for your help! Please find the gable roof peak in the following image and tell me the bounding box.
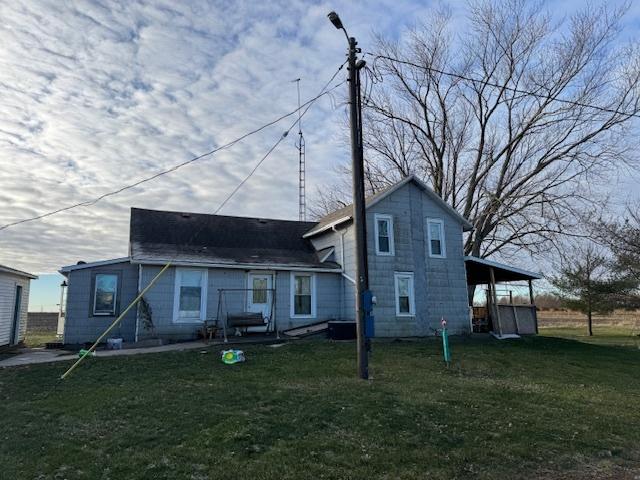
[303,175,473,238]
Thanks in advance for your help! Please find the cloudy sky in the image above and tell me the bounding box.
[0,0,638,309]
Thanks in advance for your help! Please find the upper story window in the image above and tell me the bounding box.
[290,272,316,318]
[173,268,208,323]
[374,214,395,256]
[394,272,415,316]
[427,218,446,258]
[93,273,118,316]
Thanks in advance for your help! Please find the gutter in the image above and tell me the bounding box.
[132,259,342,274]
[59,257,130,274]
[303,215,351,238]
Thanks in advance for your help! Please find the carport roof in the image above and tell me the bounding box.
[464,256,542,285]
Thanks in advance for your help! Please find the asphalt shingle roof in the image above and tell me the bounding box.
[129,208,340,270]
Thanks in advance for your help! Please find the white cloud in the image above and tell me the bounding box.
[0,0,637,275]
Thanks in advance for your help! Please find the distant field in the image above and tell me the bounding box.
[538,309,640,328]
[538,310,640,348]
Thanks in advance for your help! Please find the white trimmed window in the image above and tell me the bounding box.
[290,272,316,318]
[427,218,446,258]
[93,273,118,315]
[374,214,394,256]
[394,272,415,316]
[173,268,208,323]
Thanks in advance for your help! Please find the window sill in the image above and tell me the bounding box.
[172,318,205,324]
[396,313,416,318]
[428,254,446,259]
[291,315,316,319]
[375,251,395,257]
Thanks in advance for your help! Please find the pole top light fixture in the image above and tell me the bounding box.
[327,11,350,43]
[327,11,343,30]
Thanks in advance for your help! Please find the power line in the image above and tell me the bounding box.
[0,62,346,232]
[214,66,346,215]
[60,63,347,379]
[371,54,640,120]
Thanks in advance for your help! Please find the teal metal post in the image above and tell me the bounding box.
[441,318,451,365]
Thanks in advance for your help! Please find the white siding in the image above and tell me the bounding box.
[0,272,31,346]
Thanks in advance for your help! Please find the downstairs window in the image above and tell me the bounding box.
[291,273,316,318]
[93,273,118,316]
[173,268,208,323]
[394,272,415,316]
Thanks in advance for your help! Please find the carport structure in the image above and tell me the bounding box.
[465,256,542,337]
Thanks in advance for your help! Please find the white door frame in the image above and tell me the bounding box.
[246,272,274,319]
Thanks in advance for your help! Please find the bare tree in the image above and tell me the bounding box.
[308,176,351,220]
[317,0,640,260]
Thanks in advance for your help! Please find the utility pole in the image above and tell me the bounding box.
[328,12,372,380]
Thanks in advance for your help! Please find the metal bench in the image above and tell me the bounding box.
[226,312,266,328]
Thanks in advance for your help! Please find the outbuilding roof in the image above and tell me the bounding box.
[129,208,341,271]
[303,175,474,238]
[0,264,37,279]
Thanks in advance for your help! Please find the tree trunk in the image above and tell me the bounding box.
[587,310,593,337]
[467,284,476,307]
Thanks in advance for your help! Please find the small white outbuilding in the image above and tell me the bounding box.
[0,264,37,347]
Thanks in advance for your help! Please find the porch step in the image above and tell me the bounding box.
[490,332,521,340]
[282,321,328,338]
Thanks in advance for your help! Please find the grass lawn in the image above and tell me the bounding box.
[1,337,639,479]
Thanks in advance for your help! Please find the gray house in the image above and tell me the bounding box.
[0,264,37,348]
[60,176,537,345]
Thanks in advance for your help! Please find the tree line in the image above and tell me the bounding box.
[551,208,640,336]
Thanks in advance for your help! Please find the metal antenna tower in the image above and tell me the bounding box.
[293,78,306,221]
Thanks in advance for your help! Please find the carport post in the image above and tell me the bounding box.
[528,280,535,305]
[528,279,538,334]
[489,267,503,336]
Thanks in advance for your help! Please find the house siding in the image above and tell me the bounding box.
[137,265,342,341]
[309,226,356,321]
[63,262,138,345]
[366,182,471,336]
[62,179,472,343]
[0,272,31,347]
[312,181,471,337]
